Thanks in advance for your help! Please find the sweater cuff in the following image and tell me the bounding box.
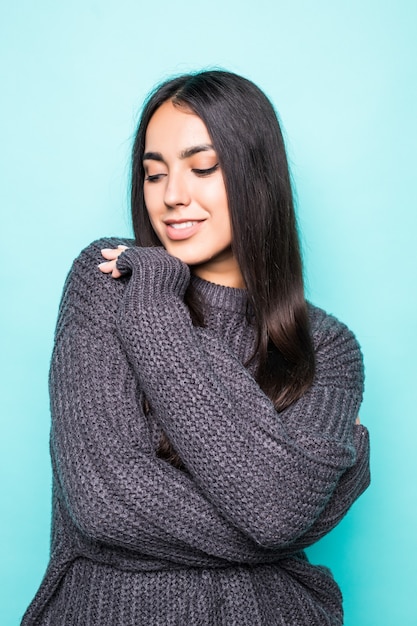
[116,246,190,299]
[281,384,362,448]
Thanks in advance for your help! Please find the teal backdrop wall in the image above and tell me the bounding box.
[1,1,416,624]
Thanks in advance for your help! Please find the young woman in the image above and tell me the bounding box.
[22,70,370,625]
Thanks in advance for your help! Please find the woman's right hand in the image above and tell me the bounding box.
[98,245,129,278]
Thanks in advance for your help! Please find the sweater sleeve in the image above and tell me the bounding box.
[189,325,370,552]
[50,239,304,566]
[115,246,368,549]
[287,424,369,549]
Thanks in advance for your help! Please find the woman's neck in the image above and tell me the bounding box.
[190,255,245,289]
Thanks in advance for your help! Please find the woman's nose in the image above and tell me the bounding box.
[163,172,191,208]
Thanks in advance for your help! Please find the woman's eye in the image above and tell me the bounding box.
[192,163,219,177]
[145,173,166,183]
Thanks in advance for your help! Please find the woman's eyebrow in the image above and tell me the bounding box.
[142,144,214,163]
[179,144,214,159]
[143,151,164,162]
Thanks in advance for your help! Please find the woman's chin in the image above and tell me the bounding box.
[163,246,211,267]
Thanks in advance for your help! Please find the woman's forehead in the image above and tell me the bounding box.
[144,101,213,154]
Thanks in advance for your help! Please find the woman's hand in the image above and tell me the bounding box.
[98,245,129,278]
[98,244,190,300]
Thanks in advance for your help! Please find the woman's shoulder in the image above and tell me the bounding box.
[307,302,364,392]
[67,236,134,285]
[73,236,134,268]
[56,237,134,331]
[307,302,360,346]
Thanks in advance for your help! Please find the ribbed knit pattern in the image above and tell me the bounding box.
[22,238,370,626]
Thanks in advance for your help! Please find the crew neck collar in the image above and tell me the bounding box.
[190,274,249,315]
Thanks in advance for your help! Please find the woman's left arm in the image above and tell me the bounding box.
[114,247,367,549]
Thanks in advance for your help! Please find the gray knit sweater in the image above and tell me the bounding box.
[22,238,370,626]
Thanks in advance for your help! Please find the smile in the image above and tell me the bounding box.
[165,220,205,241]
[169,221,198,230]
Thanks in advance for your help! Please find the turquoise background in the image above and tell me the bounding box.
[1,1,416,624]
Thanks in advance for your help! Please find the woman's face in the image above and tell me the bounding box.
[143,100,244,288]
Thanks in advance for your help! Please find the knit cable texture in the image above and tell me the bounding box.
[22,238,370,626]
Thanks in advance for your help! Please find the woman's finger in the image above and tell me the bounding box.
[101,245,128,261]
[98,260,115,274]
[98,259,123,279]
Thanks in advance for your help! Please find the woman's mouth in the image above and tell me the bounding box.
[169,221,197,230]
[165,220,205,241]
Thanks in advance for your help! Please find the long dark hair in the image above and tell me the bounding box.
[131,70,315,431]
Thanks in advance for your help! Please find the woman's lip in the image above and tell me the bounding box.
[165,220,205,241]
